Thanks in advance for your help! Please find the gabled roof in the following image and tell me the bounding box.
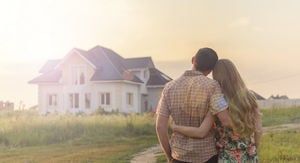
[147,68,172,86]
[29,45,172,85]
[39,59,61,73]
[123,57,155,69]
[29,70,62,84]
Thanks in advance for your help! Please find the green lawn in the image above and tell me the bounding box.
[261,107,300,127]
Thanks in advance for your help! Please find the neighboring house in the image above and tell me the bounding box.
[250,90,266,100]
[268,95,289,100]
[29,45,172,114]
[0,101,14,110]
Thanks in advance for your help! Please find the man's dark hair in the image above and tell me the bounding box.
[194,48,218,71]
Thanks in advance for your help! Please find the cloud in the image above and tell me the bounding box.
[228,17,264,32]
[229,17,251,28]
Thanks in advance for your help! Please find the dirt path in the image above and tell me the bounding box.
[130,145,161,163]
[130,123,300,163]
[263,123,300,133]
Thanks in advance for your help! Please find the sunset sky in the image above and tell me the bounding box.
[1,0,300,108]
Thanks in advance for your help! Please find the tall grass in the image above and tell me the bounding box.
[261,107,300,126]
[0,110,156,148]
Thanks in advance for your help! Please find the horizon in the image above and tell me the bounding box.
[1,0,300,108]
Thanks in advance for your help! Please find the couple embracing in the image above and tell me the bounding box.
[156,48,263,163]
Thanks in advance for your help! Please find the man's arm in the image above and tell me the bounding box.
[156,115,172,161]
[210,81,232,127]
[155,84,172,162]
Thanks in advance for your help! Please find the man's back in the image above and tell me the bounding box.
[157,70,227,162]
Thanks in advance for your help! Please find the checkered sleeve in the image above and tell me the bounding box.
[209,81,228,115]
[156,86,170,117]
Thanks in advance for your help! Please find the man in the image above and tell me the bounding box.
[156,48,230,163]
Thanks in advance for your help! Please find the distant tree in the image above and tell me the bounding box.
[268,94,289,100]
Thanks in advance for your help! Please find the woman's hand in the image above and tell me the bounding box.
[170,120,177,131]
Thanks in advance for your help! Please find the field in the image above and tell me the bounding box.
[0,107,298,162]
[0,111,157,162]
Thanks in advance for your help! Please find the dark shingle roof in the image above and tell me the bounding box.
[29,70,62,83]
[147,68,172,86]
[30,45,171,85]
[123,57,155,69]
[38,60,61,73]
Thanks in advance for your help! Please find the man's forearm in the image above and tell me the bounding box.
[156,127,172,160]
[156,114,172,161]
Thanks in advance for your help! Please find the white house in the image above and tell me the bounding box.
[29,45,172,114]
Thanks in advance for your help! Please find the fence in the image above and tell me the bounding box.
[257,99,300,109]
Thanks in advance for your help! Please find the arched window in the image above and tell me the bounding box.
[80,72,85,84]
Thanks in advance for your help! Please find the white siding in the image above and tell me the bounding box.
[147,87,164,112]
[36,52,157,114]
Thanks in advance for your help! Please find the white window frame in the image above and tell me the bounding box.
[71,65,86,85]
[126,93,134,106]
[85,93,91,109]
[98,92,111,106]
[69,93,79,109]
[48,94,57,107]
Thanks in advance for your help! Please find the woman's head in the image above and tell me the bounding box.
[213,59,258,137]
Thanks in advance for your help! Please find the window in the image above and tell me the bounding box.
[48,94,57,107]
[127,93,133,106]
[85,93,91,109]
[69,93,79,109]
[72,66,86,85]
[144,70,147,78]
[99,92,111,106]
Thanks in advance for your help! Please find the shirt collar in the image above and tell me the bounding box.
[183,70,204,76]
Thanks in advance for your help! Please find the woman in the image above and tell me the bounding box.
[171,59,263,163]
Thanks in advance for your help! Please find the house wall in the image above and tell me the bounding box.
[147,87,164,112]
[129,68,149,94]
[38,82,141,114]
[120,82,141,113]
[38,84,64,114]
[38,53,142,114]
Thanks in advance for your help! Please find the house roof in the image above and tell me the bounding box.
[30,45,167,84]
[123,57,155,69]
[147,68,172,86]
[29,70,62,83]
[39,60,61,73]
[250,90,266,100]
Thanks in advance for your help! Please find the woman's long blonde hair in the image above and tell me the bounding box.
[213,59,258,137]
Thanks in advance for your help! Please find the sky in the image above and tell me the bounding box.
[1,0,300,108]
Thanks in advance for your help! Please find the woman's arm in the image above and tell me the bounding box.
[171,112,214,138]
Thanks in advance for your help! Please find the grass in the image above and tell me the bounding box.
[259,130,300,163]
[261,107,300,127]
[0,110,158,162]
[0,107,299,162]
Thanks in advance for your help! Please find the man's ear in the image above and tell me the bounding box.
[192,56,195,64]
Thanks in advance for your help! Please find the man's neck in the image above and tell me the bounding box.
[192,67,209,76]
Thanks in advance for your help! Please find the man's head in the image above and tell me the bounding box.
[192,48,218,76]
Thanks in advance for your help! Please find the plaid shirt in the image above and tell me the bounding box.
[156,70,228,163]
